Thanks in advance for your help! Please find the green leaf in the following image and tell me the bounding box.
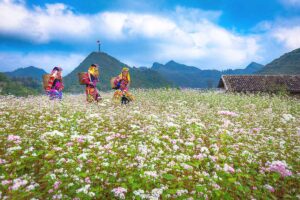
[195,185,205,192]
[163,173,176,180]
[228,177,236,183]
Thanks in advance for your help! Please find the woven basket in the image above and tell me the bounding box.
[78,72,87,85]
[42,74,51,90]
[111,77,117,89]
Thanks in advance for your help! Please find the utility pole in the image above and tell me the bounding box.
[97,40,101,52]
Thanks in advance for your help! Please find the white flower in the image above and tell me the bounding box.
[200,147,209,154]
[89,192,95,197]
[41,130,65,139]
[76,184,91,194]
[264,184,275,192]
[165,122,179,128]
[144,171,159,178]
[78,153,89,160]
[176,189,188,196]
[50,174,56,180]
[138,144,149,155]
[281,113,295,124]
[173,145,179,151]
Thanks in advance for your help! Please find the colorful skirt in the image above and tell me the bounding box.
[86,86,101,102]
[47,89,62,100]
[113,90,134,103]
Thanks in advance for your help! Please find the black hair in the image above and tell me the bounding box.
[53,67,62,71]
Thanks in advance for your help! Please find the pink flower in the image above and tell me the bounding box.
[265,160,292,177]
[181,163,193,170]
[77,138,84,143]
[218,110,238,117]
[76,136,85,143]
[1,180,12,186]
[213,183,221,189]
[7,135,21,144]
[224,164,235,173]
[0,158,7,164]
[85,177,91,184]
[10,178,28,190]
[53,181,61,190]
[48,189,54,193]
[251,128,261,134]
[193,153,204,160]
[66,142,73,147]
[120,135,127,139]
[209,155,217,162]
[222,119,233,128]
[112,187,127,199]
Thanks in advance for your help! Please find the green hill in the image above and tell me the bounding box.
[5,66,47,80]
[258,48,300,74]
[0,73,41,96]
[64,52,171,93]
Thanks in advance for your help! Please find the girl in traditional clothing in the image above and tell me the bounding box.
[113,67,134,103]
[46,67,64,100]
[82,64,101,102]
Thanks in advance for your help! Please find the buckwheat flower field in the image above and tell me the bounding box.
[0,89,299,199]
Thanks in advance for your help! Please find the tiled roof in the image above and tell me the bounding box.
[218,75,300,93]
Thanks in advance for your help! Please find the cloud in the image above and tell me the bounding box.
[150,13,261,68]
[0,0,91,43]
[272,26,300,50]
[255,17,300,51]
[95,8,261,68]
[279,0,300,7]
[0,52,85,75]
[0,0,283,69]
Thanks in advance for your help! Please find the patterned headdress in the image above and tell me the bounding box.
[120,67,130,82]
[88,64,99,77]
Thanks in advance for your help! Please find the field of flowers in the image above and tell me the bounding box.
[0,89,299,199]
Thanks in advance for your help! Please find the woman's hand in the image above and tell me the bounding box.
[89,82,94,87]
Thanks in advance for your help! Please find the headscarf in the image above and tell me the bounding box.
[119,67,130,82]
[50,67,62,79]
[88,64,99,78]
[47,67,63,91]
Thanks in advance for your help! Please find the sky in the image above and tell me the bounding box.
[0,0,300,75]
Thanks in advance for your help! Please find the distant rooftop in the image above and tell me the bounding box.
[218,75,300,93]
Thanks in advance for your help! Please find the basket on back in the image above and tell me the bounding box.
[42,74,51,90]
[111,77,117,89]
[78,72,87,85]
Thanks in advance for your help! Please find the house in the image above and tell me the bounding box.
[218,75,300,94]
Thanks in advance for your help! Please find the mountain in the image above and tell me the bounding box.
[222,62,264,75]
[151,61,264,88]
[63,52,171,92]
[152,61,221,88]
[258,48,300,74]
[5,66,47,80]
